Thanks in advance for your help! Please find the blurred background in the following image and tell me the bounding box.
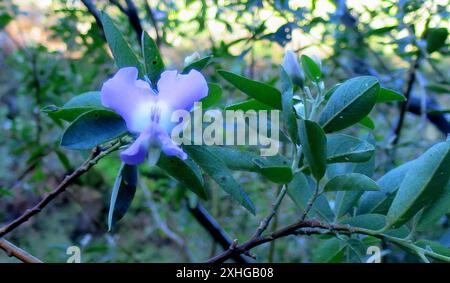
[0,0,449,262]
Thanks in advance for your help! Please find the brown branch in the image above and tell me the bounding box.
[0,238,43,263]
[80,0,105,39]
[392,54,420,146]
[108,0,143,43]
[0,140,123,238]
[207,216,450,263]
[206,220,352,263]
[143,0,162,47]
[124,0,143,43]
[109,0,128,14]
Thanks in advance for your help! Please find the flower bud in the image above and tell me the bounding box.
[282,50,304,88]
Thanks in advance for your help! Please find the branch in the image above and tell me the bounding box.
[0,238,43,263]
[188,203,249,263]
[109,0,128,15]
[108,0,143,43]
[252,185,288,239]
[124,0,143,42]
[392,54,420,146]
[143,0,162,47]
[0,140,123,238]
[80,0,105,39]
[207,219,450,263]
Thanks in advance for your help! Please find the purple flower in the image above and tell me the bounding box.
[101,67,208,165]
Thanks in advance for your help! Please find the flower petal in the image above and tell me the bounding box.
[119,130,151,165]
[101,67,156,133]
[157,70,208,111]
[155,126,187,160]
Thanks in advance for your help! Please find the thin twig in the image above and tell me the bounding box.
[391,54,420,146]
[80,0,105,39]
[144,0,162,47]
[0,238,43,263]
[0,140,123,238]
[252,185,288,239]
[207,219,450,263]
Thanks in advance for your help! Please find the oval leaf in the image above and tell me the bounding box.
[299,119,327,181]
[218,70,282,109]
[183,55,212,73]
[358,161,413,215]
[45,91,103,122]
[301,54,322,82]
[108,163,138,231]
[225,99,272,111]
[326,134,375,163]
[201,83,222,109]
[426,27,448,54]
[184,146,255,214]
[287,173,335,221]
[376,87,406,103]
[417,179,450,231]
[324,173,379,192]
[101,12,144,75]
[157,154,207,199]
[257,165,293,184]
[319,76,379,132]
[386,141,450,229]
[61,109,127,150]
[141,31,164,85]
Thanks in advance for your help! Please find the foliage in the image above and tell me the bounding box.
[0,0,449,263]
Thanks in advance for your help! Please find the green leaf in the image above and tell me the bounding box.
[376,88,406,103]
[417,179,450,230]
[299,119,327,181]
[287,173,334,221]
[44,91,104,122]
[301,55,322,83]
[341,214,409,238]
[324,84,340,100]
[108,163,138,231]
[365,25,397,37]
[428,109,450,115]
[386,141,450,229]
[333,135,376,218]
[0,13,12,30]
[426,83,450,94]
[256,165,293,184]
[415,240,450,258]
[326,134,375,163]
[184,146,255,214]
[101,12,144,75]
[358,161,413,215]
[319,76,379,132]
[324,173,379,192]
[183,55,213,73]
[201,83,222,109]
[218,70,282,109]
[141,31,164,85]
[61,109,127,150]
[358,115,375,129]
[279,65,299,144]
[342,214,385,230]
[207,146,290,172]
[207,146,260,172]
[426,27,448,54]
[157,154,207,199]
[225,99,273,111]
[313,238,346,263]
